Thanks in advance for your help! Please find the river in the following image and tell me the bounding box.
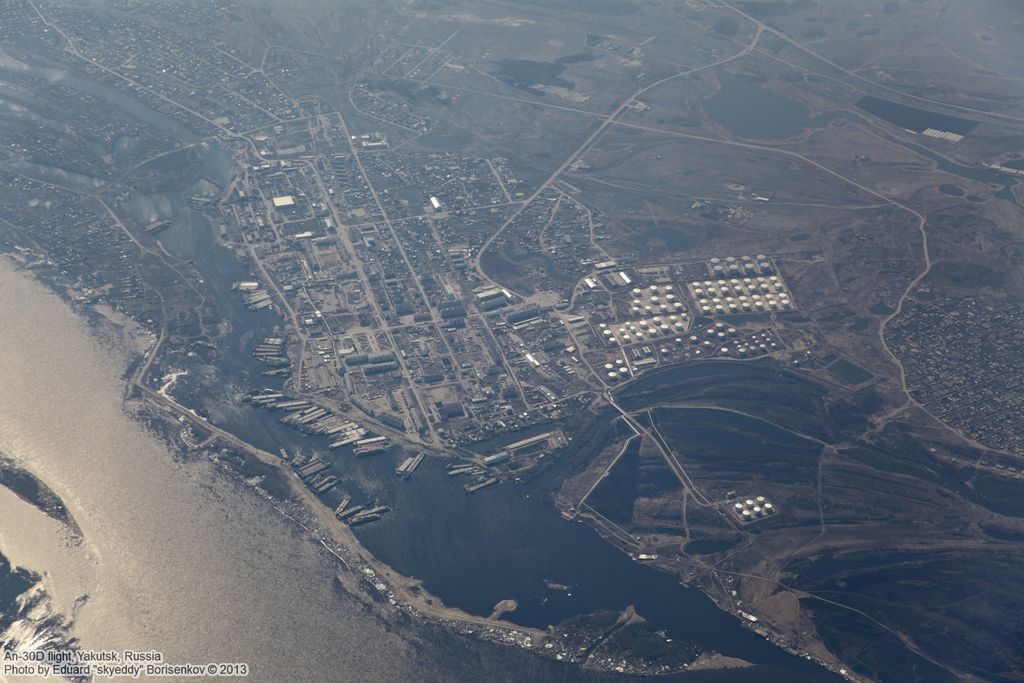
[0,259,662,683]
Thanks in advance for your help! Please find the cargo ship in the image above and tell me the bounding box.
[354,438,389,456]
[334,495,352,517]
[348,514,380,526]
[348,505,389,526]
[335,504,366,521]
[296,459,328,479]
[394,453,424,479]
[309,474,338,495]
[328,429,366,449]
[464,476,498,493]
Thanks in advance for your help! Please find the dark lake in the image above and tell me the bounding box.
[704,72,841,140]
[856,95,977,135]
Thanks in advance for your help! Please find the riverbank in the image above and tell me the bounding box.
[0,243,844,679]
[9,248,549,646]
[0,257,630,683]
